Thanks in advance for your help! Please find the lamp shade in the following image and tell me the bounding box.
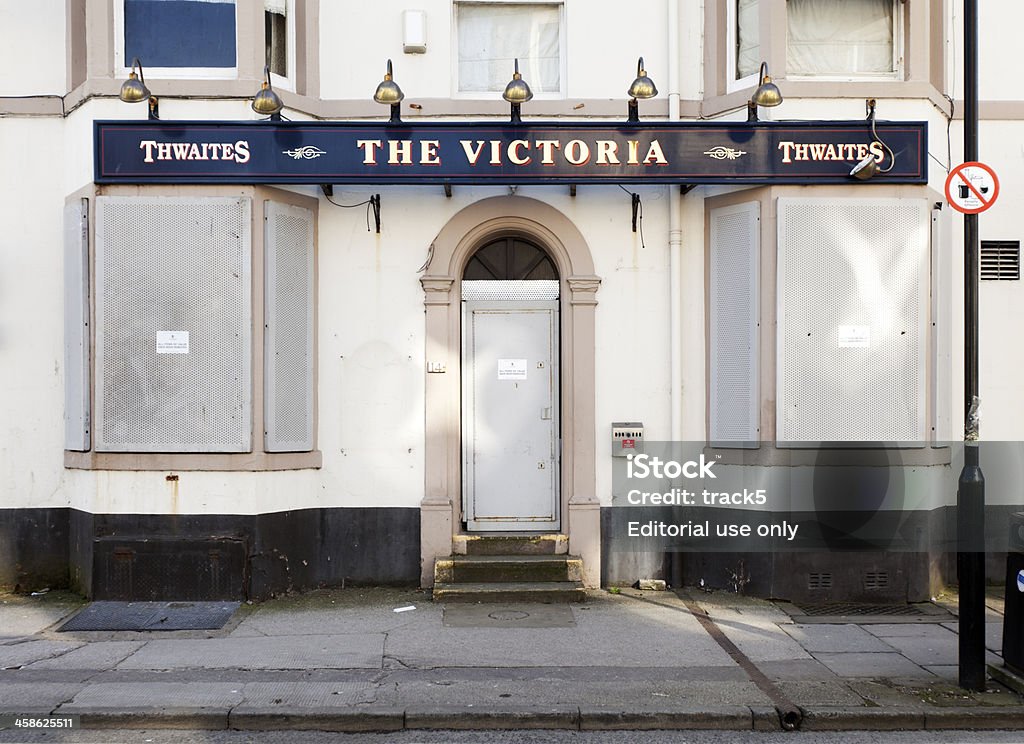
[252,66,283,115]
[119,58,150,103]
[627,57,658,99]
[373,59,405,105]
[502,59,533,104]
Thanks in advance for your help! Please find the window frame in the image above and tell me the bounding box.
[265,0,297,93]
[726,0,761,94]
[64,184,322,472]
[784,0,904,82]
[113,0,240,81]
[451,0,567,100]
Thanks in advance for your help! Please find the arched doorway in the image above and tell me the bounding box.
[461,237,560,531]
[419,196,602,588]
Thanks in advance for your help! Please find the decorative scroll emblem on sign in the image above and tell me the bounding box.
[700,147,749,159]
[283,146,326,160]
[703,146,747,160]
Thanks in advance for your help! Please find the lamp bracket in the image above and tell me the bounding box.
[631,192,641,233]
[321,184,333,197]
[443,182,452,198]
[680,184,697,196]
[370,194,381,233]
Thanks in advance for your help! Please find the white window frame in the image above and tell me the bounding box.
[266,0,296,93]
[726,0,760,94]
[451,0,567,100]
[114,0,240,80]
[785,0,904,82]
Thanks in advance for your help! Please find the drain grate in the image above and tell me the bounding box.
[793,603,927,618]
[59,601,240,631]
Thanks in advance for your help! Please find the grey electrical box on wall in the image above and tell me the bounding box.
[611,422,644,457]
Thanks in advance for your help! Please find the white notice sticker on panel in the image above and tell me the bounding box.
[156,331,190,354]
[837,325,870,348]
[497,358,528,380]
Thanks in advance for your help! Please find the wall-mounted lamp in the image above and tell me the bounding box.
[850,99,896,180]
[746,61,782,122]
[119,57,158,120]
[252,65,284,120]
[373,59,405,124]
[626,57,658,123]
[502,58,533,124]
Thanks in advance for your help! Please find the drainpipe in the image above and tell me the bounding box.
[666,0,684,589]
[668,0,682,442]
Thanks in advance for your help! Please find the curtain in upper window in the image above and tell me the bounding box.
[736,0,760,80]
[457,3,561,94]
[787,0,894,76]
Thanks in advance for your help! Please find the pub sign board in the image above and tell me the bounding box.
[95,119,927,186]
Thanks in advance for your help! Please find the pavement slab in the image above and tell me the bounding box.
[783,624,898,653]
[0,641,84,670]
[115,634,384,670]
[775,679,866,706]
[384,595,733,668]
[812,652,931,678]
[23,641,145,670]
[0,682,85,711]
[0,594,84,639]
[876,634,959,666]
[57,682,245,710]
[699,609,812,662]
[237,681,377,708]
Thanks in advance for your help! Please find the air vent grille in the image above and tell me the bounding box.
[808,572,833,590]
[863,571,890,590]
[981,240,1020,281]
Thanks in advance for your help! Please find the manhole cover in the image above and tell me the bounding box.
[59,601,240,631]
[794,603,928,617]
[443,604,576,628]
[488,610,530,621]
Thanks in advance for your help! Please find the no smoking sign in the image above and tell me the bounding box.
[945,161,999,214]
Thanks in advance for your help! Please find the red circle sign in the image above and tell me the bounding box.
[945,161,1000,214]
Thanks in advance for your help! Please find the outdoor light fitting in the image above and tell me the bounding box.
[373,59,405,124]
[502,58,533,124]
[746,61,782,122]
[119,57,158,120]
[252,65,284,119]
[850,98,896,180]
[627,57,658,123]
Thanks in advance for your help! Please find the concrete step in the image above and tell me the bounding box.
[432,581,587,603]
[454,533,568,556]
[434,555,583,584]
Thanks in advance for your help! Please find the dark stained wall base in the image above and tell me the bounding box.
[601,505,1019,602]
[0,508,70,593]
[2,507,419,600]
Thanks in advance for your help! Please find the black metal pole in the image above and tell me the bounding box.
[958,0,986,693]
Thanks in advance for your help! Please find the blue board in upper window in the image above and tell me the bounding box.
[124,0,236,69]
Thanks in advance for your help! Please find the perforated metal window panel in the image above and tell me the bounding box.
[95,196,252,452]
[64,198,91,451]
[264,201,314,452]
[461,280,560,302]
[709,202,760,448]
[776,198,928,445]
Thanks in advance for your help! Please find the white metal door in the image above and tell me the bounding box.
[463,298,559,531]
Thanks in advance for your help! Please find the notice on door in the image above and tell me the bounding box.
[498,358,528,380]
[156,331,190,354]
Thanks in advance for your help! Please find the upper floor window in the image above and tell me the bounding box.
[787,0,898,77]
[117,0,238,78]
[265,0,296,90]
[730,0,760,88]
[455,1,563,96]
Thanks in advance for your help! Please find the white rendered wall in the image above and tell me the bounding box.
[0,119,69,509]
[0,2,66,96]
[319,0,675,104]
